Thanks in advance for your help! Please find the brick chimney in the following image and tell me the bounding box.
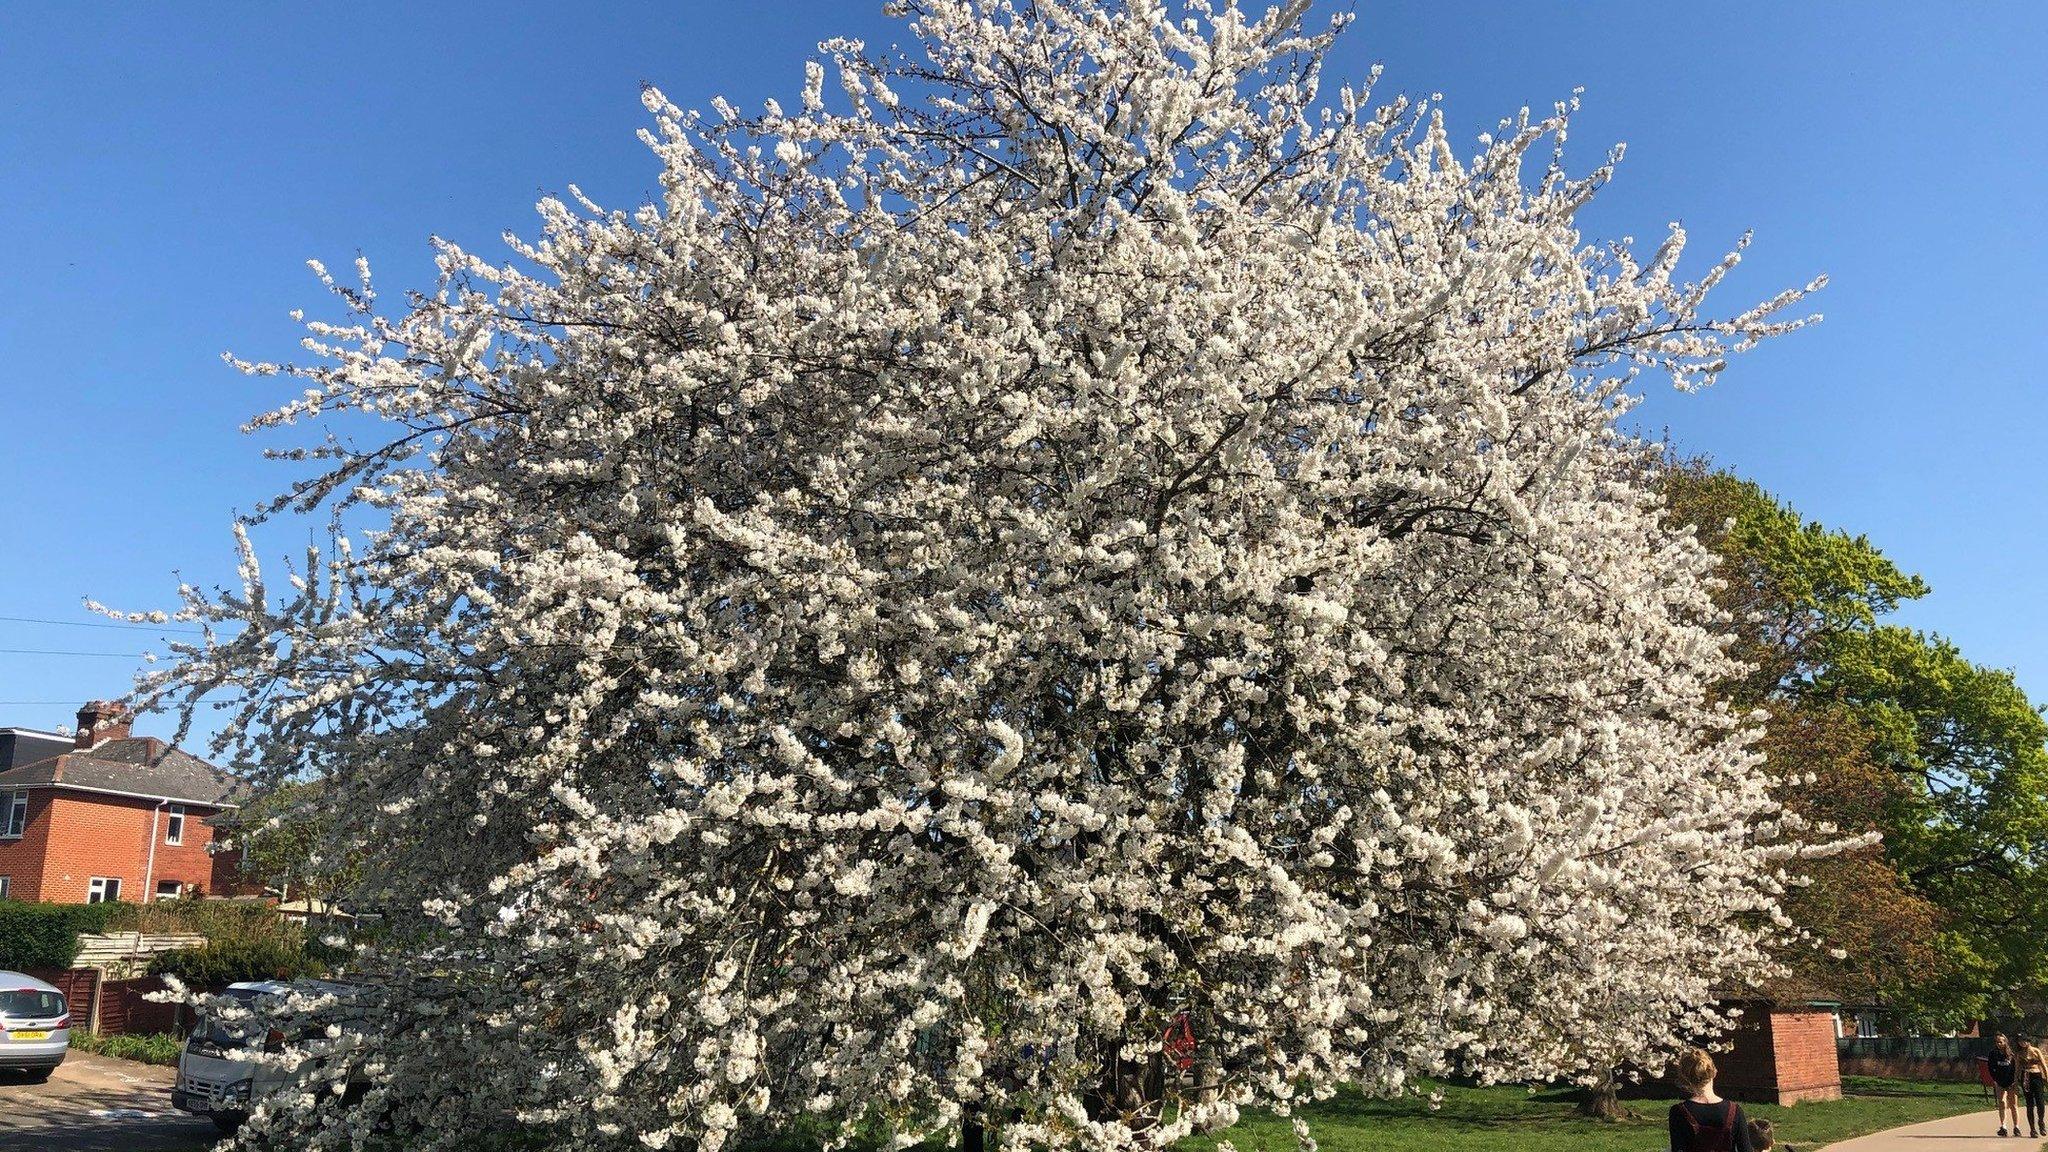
[74,700,133,748]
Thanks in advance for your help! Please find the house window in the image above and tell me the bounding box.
[165,804,186,845]
[156,880,184,901]
[0,876,11,899]
[87,876,121,903]
[1,791,25,838]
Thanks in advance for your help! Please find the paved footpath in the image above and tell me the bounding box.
[1823,1109,2040,1151]
[0,1051,217,1151]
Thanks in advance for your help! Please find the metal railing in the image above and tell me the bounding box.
[1838,1035,1994,1061]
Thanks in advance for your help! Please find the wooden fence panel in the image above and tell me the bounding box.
[97,974,191,1036]
[22,966,99,1029]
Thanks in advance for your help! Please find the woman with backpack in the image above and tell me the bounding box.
[1668,1048,1758,1152]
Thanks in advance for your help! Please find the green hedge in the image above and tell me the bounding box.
[0,900,122,969]
[149,935,320,986]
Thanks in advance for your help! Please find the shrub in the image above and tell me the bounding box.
[150,934,321,987]
[142,897,327,988]
[0,900,124,969]
[105,896,278,938]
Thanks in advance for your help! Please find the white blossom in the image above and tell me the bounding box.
[139,3,1827,1149]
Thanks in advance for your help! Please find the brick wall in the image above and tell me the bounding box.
[0,788,57,900]
[1717,1012,1778,1101]
[1718,1006,1843,1104]
[1770,1009,1844,1103]
[15,791,240,903]
[209,833,263,897]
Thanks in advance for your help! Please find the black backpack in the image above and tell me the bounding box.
[1676,1099,1739,1152]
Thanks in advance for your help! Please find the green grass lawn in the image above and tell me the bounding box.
[1178,1077,1995,1152]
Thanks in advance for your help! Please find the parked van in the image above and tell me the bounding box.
[0,970,71,1080]
[171,979,365,1133]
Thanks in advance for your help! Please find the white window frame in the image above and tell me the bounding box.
[165,803,186,846]
[156,879,184,900]
[0,790,25,838]
[87,876,121,903]
[0,876,11,899]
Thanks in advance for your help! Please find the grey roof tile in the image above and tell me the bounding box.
[0,737,245,806]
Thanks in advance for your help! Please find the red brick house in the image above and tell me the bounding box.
[0,701,250,903]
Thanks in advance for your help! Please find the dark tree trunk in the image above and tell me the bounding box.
[1577,1068,1633,1121]
[1084,1042,1166,1129]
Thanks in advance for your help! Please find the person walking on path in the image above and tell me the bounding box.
[1987,1034,2021,1137]
[2020,1036,2046,1138]
[1667,1048,1757,1152]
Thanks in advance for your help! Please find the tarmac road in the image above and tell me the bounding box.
[0,1050,218,1151]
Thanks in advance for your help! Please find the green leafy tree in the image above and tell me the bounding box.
[1816,628,2048,1017]
[1752,701,1950,1014]
[1662,466,1925,697]
[221,780,361,919]
[1665,462,2048,1023]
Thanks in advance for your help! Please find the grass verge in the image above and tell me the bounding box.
[1176,1076,1990,1152]
[68,1029,184,1066]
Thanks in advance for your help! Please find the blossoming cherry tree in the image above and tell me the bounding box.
[142,2,1829,1149]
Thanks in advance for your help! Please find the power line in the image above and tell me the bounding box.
[0,648,147,659]
[0,614,204,635]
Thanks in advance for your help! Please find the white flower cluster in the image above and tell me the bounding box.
[143,2,1829,1149]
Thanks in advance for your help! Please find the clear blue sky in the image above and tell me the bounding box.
[1,2,2042,749]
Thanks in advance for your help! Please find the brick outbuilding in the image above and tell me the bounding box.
[0,701,251,903]
[1716,998,1844,1105]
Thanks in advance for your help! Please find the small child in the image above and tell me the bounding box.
[1748,1117,1793,1152]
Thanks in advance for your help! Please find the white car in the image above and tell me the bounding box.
[171,979,365,1133]
[0,970,72,1080]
